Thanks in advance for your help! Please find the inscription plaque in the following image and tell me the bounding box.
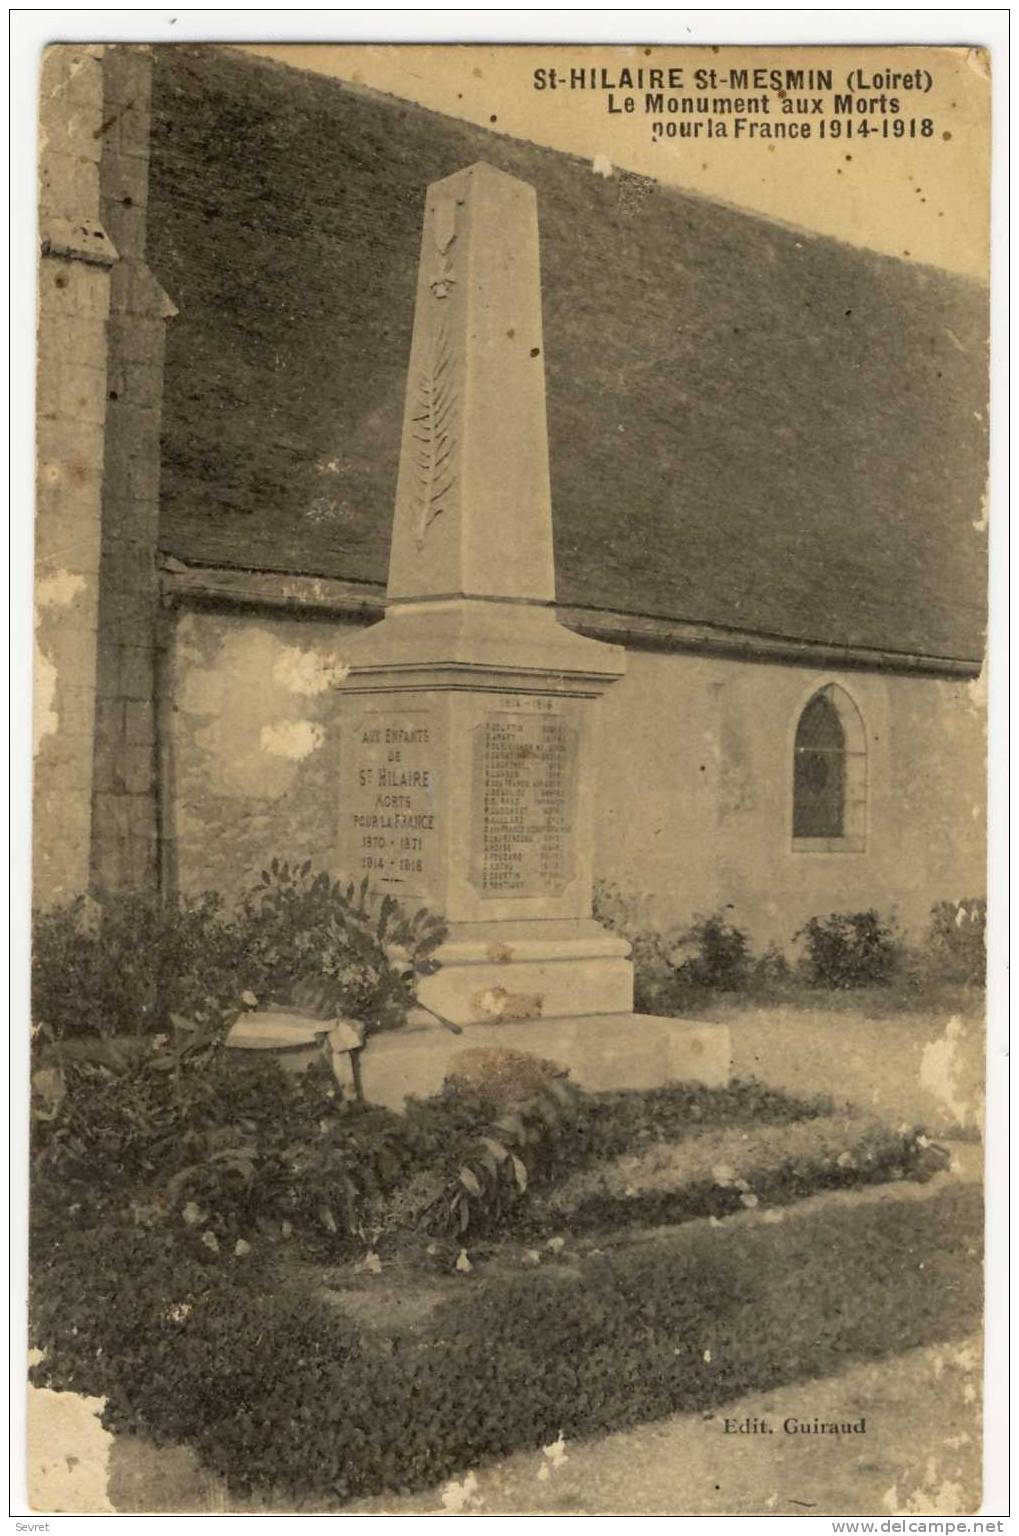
[342,710,438,898]
[470,711,578,897]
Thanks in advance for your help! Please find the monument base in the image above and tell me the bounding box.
[350,1012,732,1112]
[414,919,634,1026]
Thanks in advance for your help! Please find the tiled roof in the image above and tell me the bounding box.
[148,46,988,663]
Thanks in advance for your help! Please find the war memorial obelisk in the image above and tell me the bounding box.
[335,162,729,1102]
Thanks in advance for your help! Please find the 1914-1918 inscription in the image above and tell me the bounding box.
[343,712,438,896]
[470,711,578,897]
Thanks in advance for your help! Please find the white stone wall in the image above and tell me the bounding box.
[164,606,985,947]
[163,607,358,898]
[595,647,986,947]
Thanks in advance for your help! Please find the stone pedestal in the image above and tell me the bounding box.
[326,160,730,1088]
[335,163,632,1027]
[337,599,632,1025]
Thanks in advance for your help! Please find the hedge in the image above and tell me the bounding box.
[30,1183,981,1506]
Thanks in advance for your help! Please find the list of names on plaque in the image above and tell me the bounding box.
[471,711,578,897]
[343,712,438,896]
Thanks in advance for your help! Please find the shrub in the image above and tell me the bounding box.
[925,898,986,985]
[31,891,243,1040]
[673,907,752,990]
[31,1186,981,1503]
[31,863,448,1040]
[593,886,755,1008]
[794,909,900,988]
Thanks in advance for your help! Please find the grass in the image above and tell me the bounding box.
[649,976,984,1021]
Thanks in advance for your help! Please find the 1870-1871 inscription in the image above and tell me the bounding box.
[470,710,578,897]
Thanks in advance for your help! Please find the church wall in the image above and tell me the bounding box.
[595,649,985,950]
[165,606,985,952]
[162,608,359,900]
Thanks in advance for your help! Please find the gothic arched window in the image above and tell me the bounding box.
[792,685,867,849]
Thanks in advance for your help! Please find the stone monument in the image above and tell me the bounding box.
[333,162,730,1106]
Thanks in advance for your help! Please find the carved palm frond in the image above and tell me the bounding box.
[411,323,456,547]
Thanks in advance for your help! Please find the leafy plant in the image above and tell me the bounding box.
[30,1034,448,1257]
[423,1078,578,1240]
[31,891,243,1039]
[794,909,900,988]
[235,862,448,1036]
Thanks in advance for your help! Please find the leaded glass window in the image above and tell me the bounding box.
[793,690,846,838]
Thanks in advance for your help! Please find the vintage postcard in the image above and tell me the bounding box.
[24,24,998,1520]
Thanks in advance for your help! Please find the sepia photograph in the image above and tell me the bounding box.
[18,13,1003,1520]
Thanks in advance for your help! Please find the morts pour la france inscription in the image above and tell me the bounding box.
[346,713,438,894]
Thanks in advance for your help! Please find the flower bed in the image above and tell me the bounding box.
[30,1184,981,1506]
[31,1035,844,1257]
[30,1029,965,1506]
[521,1114,947,1235]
